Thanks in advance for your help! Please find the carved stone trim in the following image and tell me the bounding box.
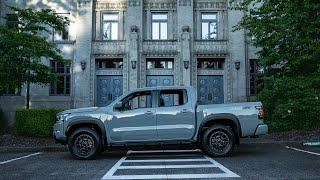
[143,41,178,55]
[90,56,95,103]
[144,1,176,10]
[197,69,224,75]
[95,2,127,10]
[194,40,228,55]
[78,0,91,8]
[92,41,127,55]
[96,70,123,76]
[146,70,174,76]
[194,1,227,10]
[226,56,231,103]
[129,0,141,7]
[179,0,192,6]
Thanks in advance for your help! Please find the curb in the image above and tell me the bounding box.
[0,140,313,153]
[0,145,68,153]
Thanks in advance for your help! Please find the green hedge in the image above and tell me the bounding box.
[0,108,6,133]
[258,75,320,132]
[14,108,63,137]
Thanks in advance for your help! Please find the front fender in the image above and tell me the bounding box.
[66,117,107,145]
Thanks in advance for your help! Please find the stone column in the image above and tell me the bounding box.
[73,0,93,107]
[227,4,246,102]
[128,26,139,91]
[177,0,193,86]
[127,0,143,91]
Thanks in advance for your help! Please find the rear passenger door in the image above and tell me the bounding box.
[156,89,195,140]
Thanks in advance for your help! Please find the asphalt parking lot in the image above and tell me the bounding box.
[0,142,319,180]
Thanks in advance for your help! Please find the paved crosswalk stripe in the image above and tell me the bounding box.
[101,149,240,179]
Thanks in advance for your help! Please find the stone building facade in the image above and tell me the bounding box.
[0,0,260,125]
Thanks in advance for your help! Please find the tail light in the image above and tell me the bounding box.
[255,105,264,120]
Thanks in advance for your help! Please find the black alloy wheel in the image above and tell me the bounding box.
[68,127,101,160]
[201,125,235,157]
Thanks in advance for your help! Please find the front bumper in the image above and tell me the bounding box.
[53,122,67,145]
[254,124,268,135]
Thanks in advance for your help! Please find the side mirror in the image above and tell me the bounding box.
[114,101,122,111]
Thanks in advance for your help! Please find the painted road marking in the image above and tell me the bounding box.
[101,149,240,179]
[286,146,320,156]
[0,152,42,165]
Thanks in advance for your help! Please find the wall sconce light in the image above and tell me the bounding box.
[235,60,240,70]
[183,60,189,69]
[131,61,137,69]
[80,61,86,71]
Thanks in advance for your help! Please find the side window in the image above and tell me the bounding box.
[118,91,152,110]
[159,90,187,107]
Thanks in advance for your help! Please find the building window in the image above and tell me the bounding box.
[1,86,21,96]
[152,13,168,40]
[146,58,173,69]
[52,13,69,41]
[50,61,70,95]
[102,13,119,40]
[96,58,123,69]
[250,59,264,96]
[197,58,224,69]
[201,13,218,40]
[6,14,19,29]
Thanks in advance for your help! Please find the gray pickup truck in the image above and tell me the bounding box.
[54,86,267,159]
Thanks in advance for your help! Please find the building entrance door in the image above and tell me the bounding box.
[146,76,174,87]
[97,76,123,107]
[197,75,224,104]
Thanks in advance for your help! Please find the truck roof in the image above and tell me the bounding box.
[129,86,194,92]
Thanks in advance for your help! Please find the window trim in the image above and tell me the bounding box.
[102,12,119,40]
[201,12,218,40]
[52,13,70,41]
[151,12,168,40]
[50,60,71,96]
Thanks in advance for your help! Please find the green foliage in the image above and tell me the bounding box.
[14,109,63,137]
[0,6,70,94]
[230,0,320,77]
[230,0,320,132]
[258,75,320,132]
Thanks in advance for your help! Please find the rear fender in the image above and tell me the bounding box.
[198,113,241,145]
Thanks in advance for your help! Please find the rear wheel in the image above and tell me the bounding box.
[68,127,101,160]
[201,125,235,157]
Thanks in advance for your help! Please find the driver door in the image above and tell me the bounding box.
[108,90,157,142]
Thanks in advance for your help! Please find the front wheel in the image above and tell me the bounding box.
[68,127,101,160]
[201,125,235,157]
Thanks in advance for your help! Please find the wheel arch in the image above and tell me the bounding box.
[198,113,241,145]
[66,119,107,150]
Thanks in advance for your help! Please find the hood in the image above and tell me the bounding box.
[59,107,100,115]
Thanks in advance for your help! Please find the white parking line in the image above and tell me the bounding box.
[0,152,42,165]
[101,149,240,179]
[286,146,320,156]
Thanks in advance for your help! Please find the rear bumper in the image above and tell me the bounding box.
[254,124,268,135]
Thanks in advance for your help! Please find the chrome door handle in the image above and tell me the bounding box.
[181,109,188,113]
[145,111,153,115]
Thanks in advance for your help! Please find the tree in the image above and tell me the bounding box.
[230,0,320,130]
[0,6,70,108]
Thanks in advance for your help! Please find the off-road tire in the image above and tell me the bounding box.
[68,127,101,160]
[201,125,235,157]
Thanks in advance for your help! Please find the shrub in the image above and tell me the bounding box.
[14,108,63,137]
[258,75,320,132]
[0,108,6,133]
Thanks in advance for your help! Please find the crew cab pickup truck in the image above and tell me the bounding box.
[54,86,268,159]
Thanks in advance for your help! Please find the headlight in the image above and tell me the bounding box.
[55,113,70,123]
